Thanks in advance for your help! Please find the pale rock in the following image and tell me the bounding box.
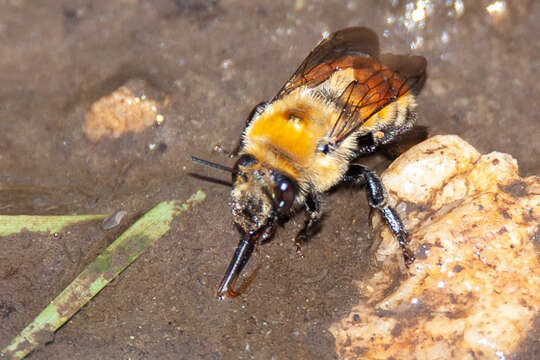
[83,80,166,142]
[330,135,540,360]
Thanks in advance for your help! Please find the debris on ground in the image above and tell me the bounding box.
[83,79,166,142]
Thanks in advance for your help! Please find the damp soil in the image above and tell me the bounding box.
[0,1,538,359]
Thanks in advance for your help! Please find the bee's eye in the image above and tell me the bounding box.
[275,178,295,213]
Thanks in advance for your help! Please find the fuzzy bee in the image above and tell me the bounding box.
[192,27,426,299]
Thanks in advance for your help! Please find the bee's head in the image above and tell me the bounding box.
[190,152,298,298]
[231,154,297,235]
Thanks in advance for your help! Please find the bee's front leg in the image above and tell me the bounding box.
[345,164,415,266]
[294,192,323,256]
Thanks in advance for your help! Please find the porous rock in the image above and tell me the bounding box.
[83,80,165,142]
[330,135,540,359]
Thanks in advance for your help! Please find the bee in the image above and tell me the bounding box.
[192,27,426,299]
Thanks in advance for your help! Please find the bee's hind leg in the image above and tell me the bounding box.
[294,192,323,257]
[345,164,415,266]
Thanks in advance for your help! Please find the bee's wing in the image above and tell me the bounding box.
[273,27,380,100]
[324,53,427,147]
[273,27,426,150]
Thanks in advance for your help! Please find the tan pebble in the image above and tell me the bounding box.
[83,85,164,142]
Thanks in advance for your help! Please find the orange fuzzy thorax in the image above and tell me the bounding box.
[241,69,418,194]
[242,90,353,193]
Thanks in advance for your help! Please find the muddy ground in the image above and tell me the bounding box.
[0,1,538,359]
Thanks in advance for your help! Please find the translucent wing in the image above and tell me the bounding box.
[273,27,380,100]
[324,53,426,147]
[273,27,426,152]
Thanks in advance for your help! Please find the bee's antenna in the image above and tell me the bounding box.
[190,156,234,173]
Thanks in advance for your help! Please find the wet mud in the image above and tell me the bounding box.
[0,1,538,359]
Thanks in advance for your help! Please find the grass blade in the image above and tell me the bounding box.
[0,214,108,237]
[1,190,206,359]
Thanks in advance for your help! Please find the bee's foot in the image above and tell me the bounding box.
[294,235,306,258]
[397,232,415,267]
[295,245,305,258]
[403,248,415,267]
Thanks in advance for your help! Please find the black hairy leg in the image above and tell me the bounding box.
[294,192,324,256]
[345,164,415,266]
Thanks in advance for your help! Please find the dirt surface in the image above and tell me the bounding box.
[0,1,538,359]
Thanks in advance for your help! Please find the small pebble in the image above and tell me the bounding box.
[102,210,127,230]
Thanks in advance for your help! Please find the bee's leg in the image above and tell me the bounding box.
[354,133,378,155]
[345,164,415,266]
[294,193,323,256]
[322,131,383,157]
[230,102,268,158]
[354,125,422,158]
